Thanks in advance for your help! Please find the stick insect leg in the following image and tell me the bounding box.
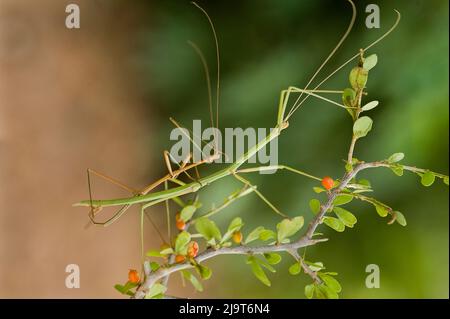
[232,172,289,218]
[236,165,322,181]
[87,168,139,194]
[86,169,137,227]
[284,87,351,110]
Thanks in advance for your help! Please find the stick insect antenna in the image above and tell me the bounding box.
[191,1,221,155]
[285,0,356,120]
[286,7,401,121]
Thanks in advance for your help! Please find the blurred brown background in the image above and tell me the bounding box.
[0,0,158,297]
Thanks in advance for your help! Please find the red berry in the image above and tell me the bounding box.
[187,241,199,258]
[321,176,334,190]
[128,269,140,284]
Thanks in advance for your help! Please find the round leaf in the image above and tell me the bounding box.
[333,194,353,206]
[180,205,196,222]
[174,231,191,254]
[319,274,342,293]
[276,216,304,242]
[333,207,357,227]
[227,217,243,233]
[388,152,405,163]
[353,116,373,138]
[394,211,407,226]
[375,205,389,217]
[264,253,282,265]
[421,171,435,187]
[304,284,315,299]
[309,199,321,215]
[349,67,368,89]
[323,216,345,232]
[289,263,301,275]
[245,226,265,244]
[390,165,404,176]
[363,54,378,71]
[361,100,379,111]
[195,218,221,241]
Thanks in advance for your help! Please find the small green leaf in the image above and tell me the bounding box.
[194,264,212,280]
[289,263,301,275]
[181,270,203,292]
[333,207,357,228]
[363,54,378,71]
[309,199,321,215]
[248,257,271,287]
[318,284,339,299]
[114,281,138,295]
[388,152,405,163]
[305,284,315,299]
[318,274,342,293]
[305,261,324,271]
[342,88,357,119]
[444,176,449,186]
[160,247,174,255]
[145,283,167,299]
[342,88,356,107]
[353,116,373,139]
[195,217,222,241]
[245,226,265,244]
[146,250,164,258]
[150,262,160,272]
[361,100,379,111]
[221,217,244,243]
[259,229,276,241]
[174,231,191,254]
[333,194,353,206]
[358,179,371,187]
[313,187,325,193]
[394,211,407,226]
[323,216,345,232]
[264,253,282,265]
[375,205,389,217]
[276,216,304,242]
[180,205,196,222]
[227,217,243,233]
[345,162,353,172]
[390,164,404,176]
[349,66,368,90]
[421,171,435,187]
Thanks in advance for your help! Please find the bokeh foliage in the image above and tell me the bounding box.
[130,0,448,298]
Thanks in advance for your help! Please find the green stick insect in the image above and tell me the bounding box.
[74,1,449,299]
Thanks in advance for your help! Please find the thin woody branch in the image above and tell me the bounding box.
[134,160,391,299]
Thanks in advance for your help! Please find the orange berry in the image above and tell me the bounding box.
[176,219,186,231]
[321,176,334,190]
[232,231,243,244]
[175,213,186,230]
[128,269,140,284]
[187,241,199,258]
[175,254,186,263]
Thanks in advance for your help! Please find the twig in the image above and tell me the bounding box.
[134,161,391,299]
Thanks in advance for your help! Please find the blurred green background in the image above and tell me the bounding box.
[132,0,448,298]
